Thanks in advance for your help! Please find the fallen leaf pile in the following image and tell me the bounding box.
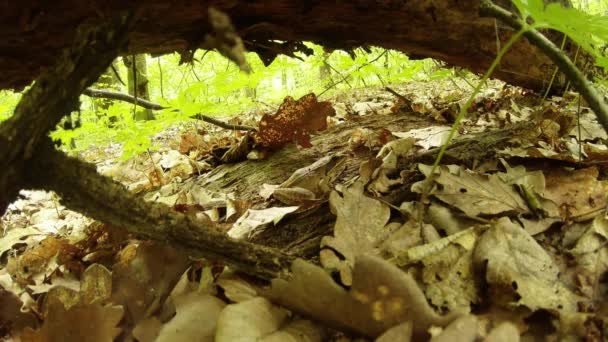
[2,79,608,341]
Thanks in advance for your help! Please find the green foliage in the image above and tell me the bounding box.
[49,44,443,159]
[512,0,608,68]
[0,42,452,159]
[0,90,22,123]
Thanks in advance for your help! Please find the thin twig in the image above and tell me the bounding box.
[157,57,166,102]
[192,113,257,132]
[26,139,293,280]
[384,87,408,102]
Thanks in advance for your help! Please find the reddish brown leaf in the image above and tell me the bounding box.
[179,131,208,154]
[254,93,335,149]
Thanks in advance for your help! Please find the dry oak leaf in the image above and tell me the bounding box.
[473,217,580,312]
[254,93,335,149]
[431,166,529,218]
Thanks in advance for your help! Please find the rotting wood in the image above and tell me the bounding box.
[1,0,567,92]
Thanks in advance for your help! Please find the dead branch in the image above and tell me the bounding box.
[193,113,257,132]
[83,88,167,110]
[26,139,294,280]
[82,89,257,132]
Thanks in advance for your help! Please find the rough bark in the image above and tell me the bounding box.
[0,13,134,214]
[25,139,294,280]
[1,0,565,91]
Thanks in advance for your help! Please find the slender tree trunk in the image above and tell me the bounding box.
[319,52,331,88]
[123,55,154,121]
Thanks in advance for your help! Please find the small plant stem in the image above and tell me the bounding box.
[423,28,526,191]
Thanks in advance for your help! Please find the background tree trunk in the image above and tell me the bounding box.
[123,55,154,121]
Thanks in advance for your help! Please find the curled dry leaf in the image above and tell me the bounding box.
[254,93,335,149]
[268,255,459,338]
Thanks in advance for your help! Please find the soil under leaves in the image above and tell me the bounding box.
[1,78,608,341]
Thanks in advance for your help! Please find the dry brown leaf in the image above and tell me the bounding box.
[483,321,520,342]
[375,321,413,342]
[321,181,391,265]
[215,297,291,342]
[473,217,580,312]
[111,241,189,325]
[268,255,459,338]
[544,167,608,221]
[429,166,529,218]
[429,315,478,342]
[254,93,335,149]
[156,292,226,342]
[0,288,38,337]
[22,302,123,342]
[80,264,112,305]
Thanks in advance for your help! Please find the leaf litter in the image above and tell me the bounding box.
[1,79,608,341]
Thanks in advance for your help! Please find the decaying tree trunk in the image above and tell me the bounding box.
[1,0,573,92]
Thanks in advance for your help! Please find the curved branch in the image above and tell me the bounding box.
[83,88,167,110]
[192,113,257,132]
[480,0,608,136]
[26,139,293,280]
[83,88,257,131]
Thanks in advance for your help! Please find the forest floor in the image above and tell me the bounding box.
[1,77,608,341]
